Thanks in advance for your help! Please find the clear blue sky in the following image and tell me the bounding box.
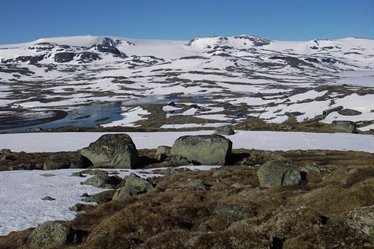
[0,0,373,44]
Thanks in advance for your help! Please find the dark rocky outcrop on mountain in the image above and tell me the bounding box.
[80,134,139,168]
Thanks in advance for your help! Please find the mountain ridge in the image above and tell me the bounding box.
[0,34,373,132]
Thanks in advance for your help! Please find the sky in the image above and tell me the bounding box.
[0,0,373,44]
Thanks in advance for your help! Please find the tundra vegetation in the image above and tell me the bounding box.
[0,132,373,248]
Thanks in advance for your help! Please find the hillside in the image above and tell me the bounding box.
[0,35,373,133]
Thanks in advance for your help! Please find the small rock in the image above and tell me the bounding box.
[82,171,116,189]
[214,202,246,224]
[42,196,55,201]
[213,125,235,136]
[155,145,171,161]
[71,172,85,177]
[212,170,229,178]
[69,203,86,212]
[301,162,321,174]
[181,178,207,190]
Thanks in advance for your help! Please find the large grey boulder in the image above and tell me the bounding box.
[28,221,77,249]
[331,120,356,133]
[170,135,232,165]
[112,173,154,200]
[44,151,87,170]
[80,134,139,168]
[257,159,301,187]
[213,125,235,136]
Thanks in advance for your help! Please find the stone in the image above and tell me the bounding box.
[214,202,247,224]
[213,125,235,136]
[212,170,229,178]
[83,192,113,204]
[155,145,172,161]
[301,162,321,174]
[27,221,77,249]
[112,173,154,200]
[82,171,116,189]
[69,203,86,212]
[41,196,55,201]
[44,151,88,170]
[331,120,356,133]
[1,148,12,153]
[80,134,139,168]
[157,167,178,175]
[257,159,301,187]
[112,185,147,200]
[181,178,207,190]
[170,135,232,165]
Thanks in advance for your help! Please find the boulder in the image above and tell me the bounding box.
[181,178,207,190]
[112,173,154,200]
[213,202,247,224]
[82,171,116,189]
[213,125,235,136]
[155,145,171,161]
[27,221,77,249]
[331,120,356,133]
[44,151,88,170]
[80,134,139,168]
[170,135,232,165]
[83,191,114,204]
[257,159,301,187]
[112,185,148,200]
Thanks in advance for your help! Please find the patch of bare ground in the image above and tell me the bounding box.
[0,148,373,248]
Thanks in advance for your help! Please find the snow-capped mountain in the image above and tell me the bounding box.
[0,35,373,131]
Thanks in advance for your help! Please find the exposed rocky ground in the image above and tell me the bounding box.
[0,132,373,249]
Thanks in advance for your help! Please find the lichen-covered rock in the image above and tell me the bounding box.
[112,173,154,200]
[214,125,235,136]
[80,134,139,168]
[181,178,207,190]
[155,145,171,161]
[214,202,247,224]
[331,120,356,133]
[82,171,116,189]
[27,221,77,249]
[170,135,232,165]
[257,159,301,187]
[44,151,87,170]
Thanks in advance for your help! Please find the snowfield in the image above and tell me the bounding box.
[0,35,373,131]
